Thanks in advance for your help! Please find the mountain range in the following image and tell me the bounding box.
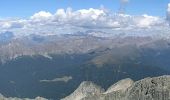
[0,30,169,99]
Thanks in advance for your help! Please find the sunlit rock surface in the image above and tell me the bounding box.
[63,75,170,100]
[61,81,105,100]
[1,75,170,100]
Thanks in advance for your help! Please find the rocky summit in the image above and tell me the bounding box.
[62,75,170,100]
[1,75,170,100]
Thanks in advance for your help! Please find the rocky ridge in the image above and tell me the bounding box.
[62,75,170,100]
[0,76,170,100]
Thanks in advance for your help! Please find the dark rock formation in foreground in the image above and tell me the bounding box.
[62,75,170,100]
[1,75,170,100]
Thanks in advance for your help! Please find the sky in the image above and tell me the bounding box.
[0,0,169,18]
[0,0,170,38]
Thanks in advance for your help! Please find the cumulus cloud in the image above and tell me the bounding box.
[54,8,108,26]
[47,8,162,29]
[28,8,121,29]
[0,7,168,36]
[1,22,11,29]
[30,11,52,22]
[135,14,160,28]
[0,19,25,30]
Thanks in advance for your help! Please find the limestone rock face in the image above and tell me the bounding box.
[62,75,170,100]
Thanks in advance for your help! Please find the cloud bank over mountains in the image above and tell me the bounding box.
[0,4,170,37]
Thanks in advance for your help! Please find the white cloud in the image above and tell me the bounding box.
[135,14,160,28]
[30,11,52,22]
[52,8,120,29]
[168,3,170,11]
[55,9,67,19]
[0,7,169,37]
[0,20,25,30]
[1,22,11,28]
[77,8,105,20]
[54,8,106,22]
[167,3,170,24]
[54,8,106,20]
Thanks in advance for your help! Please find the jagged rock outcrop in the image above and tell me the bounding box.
[125,75,170,100]
[104,78,134,94]
[61,81,105,100]
[62,78,134,100]
[1,75,170,100]
[62,75,170,100]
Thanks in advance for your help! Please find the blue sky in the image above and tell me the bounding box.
[0,0,169,18]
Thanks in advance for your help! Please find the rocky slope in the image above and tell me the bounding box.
[62,75,170,100]
[1,75,170,100]
[61,81,105,100]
